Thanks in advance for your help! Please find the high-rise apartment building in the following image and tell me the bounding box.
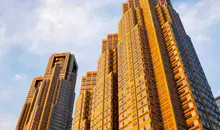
[16,53,78,130]
[73,0,220,130]
[119,0,220,129]
[152,0,220,129]
[72,71,97,130]
[216,96,220,111]
[90,34,119,130]
[72,34,119,130]
[118,2,163,129]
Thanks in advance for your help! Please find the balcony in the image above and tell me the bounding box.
[181,94,191,105]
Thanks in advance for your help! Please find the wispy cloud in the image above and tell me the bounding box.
[0,0,121,56]
[175,0,220,46]
[14,74,26,80]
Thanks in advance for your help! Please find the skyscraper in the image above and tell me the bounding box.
[90,34,118,130]
[73,0,220,130]
[72,34,119,130]
[118,2,164,129]
[72,71,97,130]
[119,0,220,129]
[16,52,78,130]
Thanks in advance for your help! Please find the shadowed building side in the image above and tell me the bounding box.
[16,52,78,130]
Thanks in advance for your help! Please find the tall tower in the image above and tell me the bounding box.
[118,1,163,129]
[16,53,78,130]
[138,0,220,129]
[72,0,220,130]
[72,71,97,130]
[90,34,119,130]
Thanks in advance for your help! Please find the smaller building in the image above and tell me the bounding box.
[216,96,220,110]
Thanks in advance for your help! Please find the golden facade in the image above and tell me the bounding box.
[16,53,78,130]
[118,2,163,129]
[71,0,220,130]
[72,72,97,130]
[90,34,118,130]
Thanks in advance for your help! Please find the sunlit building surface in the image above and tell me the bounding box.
[90,34,119,130]
[73,0,220,129]
[72,71,97,130]
[117,0,220,129]
[16,53,78,130]
[118,0,220,129]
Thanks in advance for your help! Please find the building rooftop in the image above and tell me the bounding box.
[215,96,220,108]
[216,95,220,100]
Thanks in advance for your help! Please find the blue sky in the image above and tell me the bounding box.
[0,0,220,129]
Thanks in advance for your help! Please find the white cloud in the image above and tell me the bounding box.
[0,0,121,56]
[35,2,100,40]
[14,74,26,80]
[175,0,220,44]
[0,28,5,40]
[0,117,16,130]
[0,28,6,54]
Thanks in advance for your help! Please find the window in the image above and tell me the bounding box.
[136,77,145,86]
[138,106,148,115]
[140,124,151,130]
[139,115,149,123]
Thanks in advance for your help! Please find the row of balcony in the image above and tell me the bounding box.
[162,22,201,130]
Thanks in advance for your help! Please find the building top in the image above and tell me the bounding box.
[50,52,71,56]
[86,71,97,75]
[216,96,220,105]
[16,52,78,130]
[216,95,220,99]
[101,34,118,53]
[80,71,97,92]
[44,52,78,77]
[158,0,172,7]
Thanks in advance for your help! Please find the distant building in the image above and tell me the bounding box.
[16,53,78,130]
[216,96,220,110]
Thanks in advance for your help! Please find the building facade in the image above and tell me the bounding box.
[16,53,78,130]
[118,3,163,129]
[216,96,220,111]
[73,0,220,130]
[152,0,220,129]
[118,0,220,129]
[90,34,119,130]
[72,71,97,130]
